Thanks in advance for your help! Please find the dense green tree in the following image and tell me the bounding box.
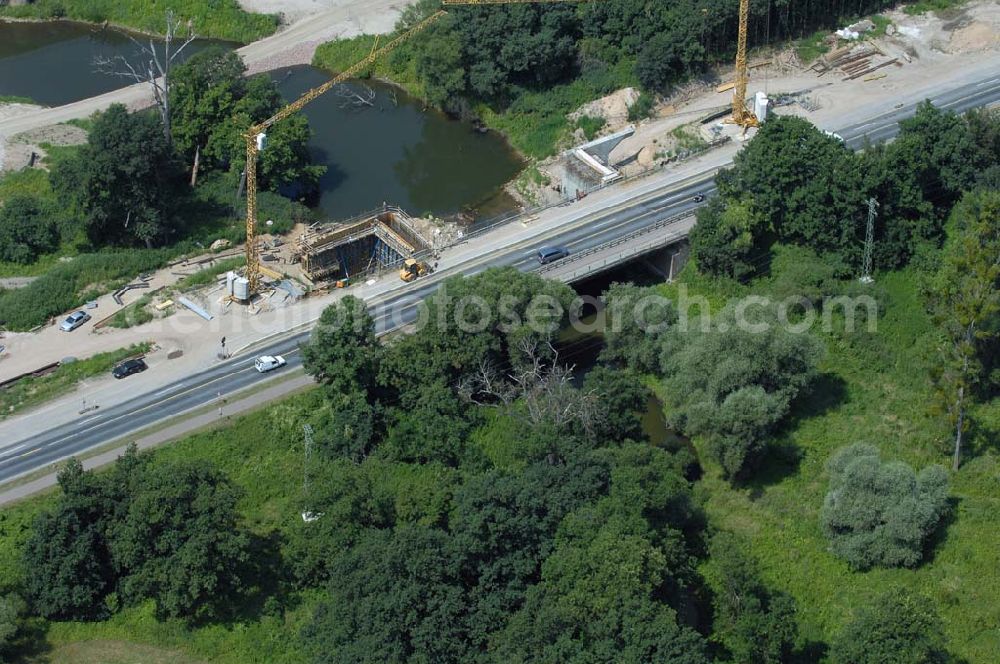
[302,295,381,399]
[894,101,978,208]
[495,506,707,664]
[312,390,381,462]
[455,3,579,99]
[452,458,608,648]
[965,107,1000,187]
[304,525,470,664]
[204,75,324,192]
[857,142,938,270]
[52,104,182,247]
[383,379,475,465]
[719,116,863,263]
[23,448,251,621]
[821,443,949,571]
[107,460,250,620]
[379,267,577,392]
[581,365,648,443]
[829,587,951,664]
[413,18,467,111]
[660,308,823,480]
[0,593,24,660]
[0,195,60,264]
[287,458,395,587]
[22,459,114,620]
[603,443,700,546]
[926,190,1000,470]
[635,25,704,93]
[600,282,675,373]
[706,532,798,664]
[170,46,247,170]
[688,197,761,282]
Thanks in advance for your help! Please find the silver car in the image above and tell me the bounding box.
[59,311,91,332]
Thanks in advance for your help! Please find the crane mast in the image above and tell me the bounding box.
[730,0,758,131]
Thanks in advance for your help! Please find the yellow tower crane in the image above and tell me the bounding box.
[241,0,599,298]
[729,0,758,132]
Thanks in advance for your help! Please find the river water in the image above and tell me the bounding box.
[0,20,234,106]
[0,21,523,221]
[270,66,522,220]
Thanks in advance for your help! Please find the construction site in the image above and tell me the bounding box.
[292,206,433,286]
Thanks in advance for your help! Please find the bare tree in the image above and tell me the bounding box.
[459,339,600,437]
[335,83,376,109]
[94,11,196,146]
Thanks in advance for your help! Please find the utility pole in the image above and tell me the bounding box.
[860,197,878,284]
[301,424,320,522]
[302,424,314,496]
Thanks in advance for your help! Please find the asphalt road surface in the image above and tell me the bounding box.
[2,75,998,486]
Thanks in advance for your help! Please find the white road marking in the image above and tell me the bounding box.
[0,444,27,459]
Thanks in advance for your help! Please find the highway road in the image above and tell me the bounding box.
[2,75,998,487]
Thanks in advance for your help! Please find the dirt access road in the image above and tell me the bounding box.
[0,0,416,138]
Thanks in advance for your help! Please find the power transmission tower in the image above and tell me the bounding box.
[860,197,878,284]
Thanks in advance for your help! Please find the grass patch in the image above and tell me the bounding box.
[670,125,708,152]
[0,95,38,105]
[658,266,1000,663]
[107,294,156,329]
[24,639,207,664]
[903,0,967,15]
[0,342,152,420]
[575,115,606,141]
[795,29,831,64]
[314,35,424,97]
[627,91,656,122]
[172,257,244,292]
[870,14,893,37]
[0,0,277,43]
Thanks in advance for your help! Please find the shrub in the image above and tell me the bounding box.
[575,115,606,140]
[627,92,656,122]
[829,587,951,664]
[820,443,949,570]
[707,532,799,663]
[660,307,823,480]
[0,195,60,264]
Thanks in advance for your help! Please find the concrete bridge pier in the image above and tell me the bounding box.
[643,241,690,282]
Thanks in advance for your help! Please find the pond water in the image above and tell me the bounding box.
[270,65,522,221]
[0,21,524,222]
[0,20,234,106]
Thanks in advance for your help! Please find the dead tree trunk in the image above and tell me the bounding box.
[94,11,196,147]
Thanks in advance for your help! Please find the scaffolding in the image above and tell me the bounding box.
[294,206,430,283]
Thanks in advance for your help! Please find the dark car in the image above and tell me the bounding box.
[537,246,570,265]
[693,193,706,203]
[112,358,147,379]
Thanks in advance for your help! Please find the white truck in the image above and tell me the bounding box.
[254,355,286,373]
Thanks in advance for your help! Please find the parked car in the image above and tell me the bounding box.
[59,311,91,332]
[537,246,570,265]
[255,355,286,373]
[112,358,147,379]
